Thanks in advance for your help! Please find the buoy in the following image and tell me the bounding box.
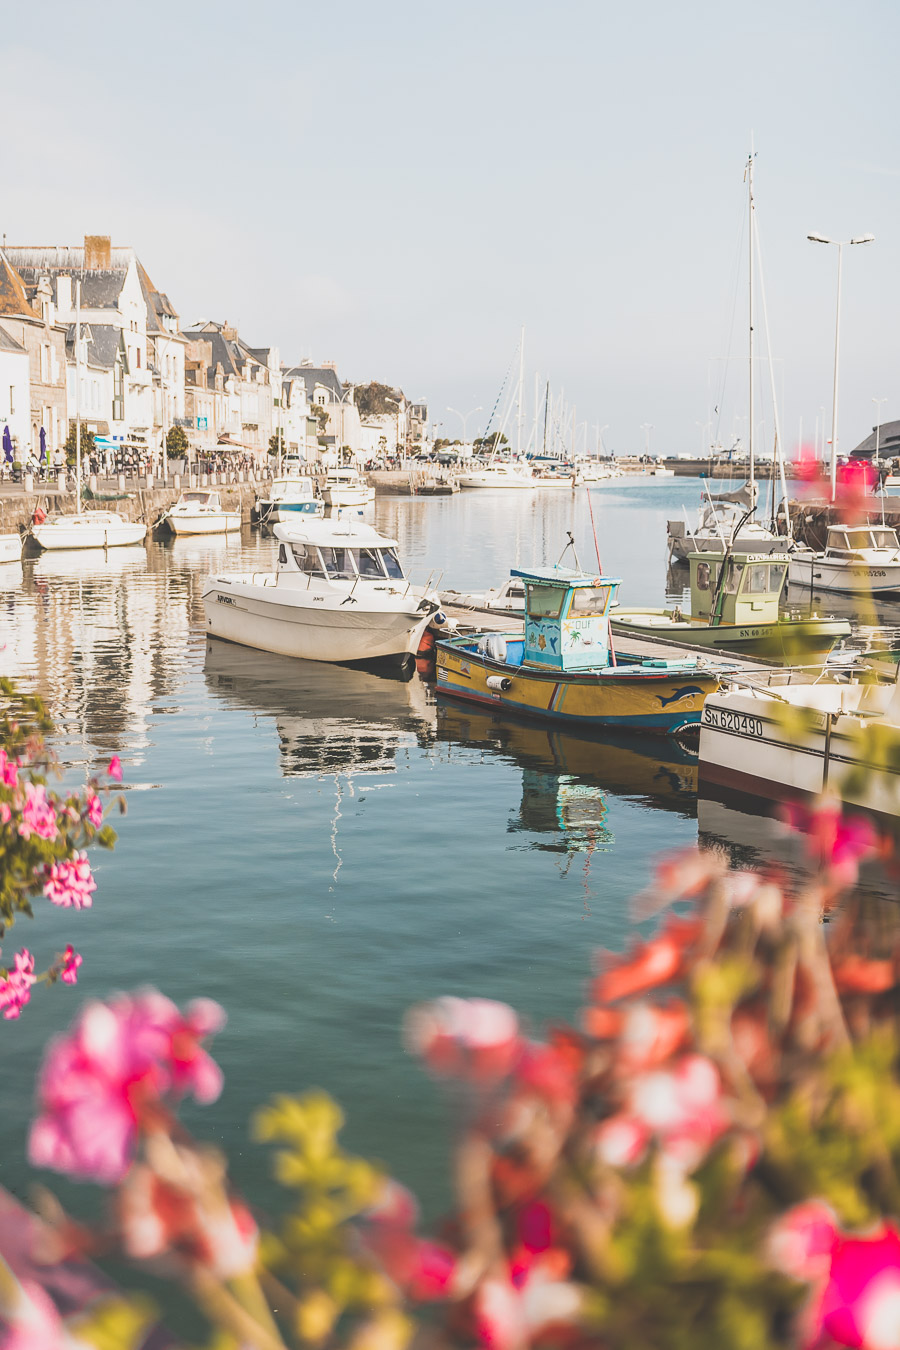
[417,629,436,656]
[32,506,47,526]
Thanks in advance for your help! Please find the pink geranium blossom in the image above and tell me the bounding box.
[0,950,36,1021]
[42,854,96,909]
[28,990,226,1183]
[85,794,103,828]
[17,784,58,841]
[107,756,122,781]
[0,748,19,788]
[404,997,522,1082]
[59,945,82,986]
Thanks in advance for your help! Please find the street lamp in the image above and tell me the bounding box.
[873,396,888,461]
[807,231,875,500]
[640,422,653,457]
[446,405,482,450]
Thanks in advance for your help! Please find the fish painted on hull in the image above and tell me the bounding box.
[658,685,706,707]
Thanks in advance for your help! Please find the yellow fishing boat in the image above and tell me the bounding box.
[436,566,735,736]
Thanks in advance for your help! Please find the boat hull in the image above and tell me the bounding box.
[458,473,535,489]
[0,534,22,563]
[322,488,375,507]
[610,611,849,664]
[202,578,435,664]
[32,517,147,550]
[787,554,900,595]
[698,688,900,817]
[167,512,241,535]
[435,638,720,733]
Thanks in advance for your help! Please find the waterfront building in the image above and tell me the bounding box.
[5,236,185,461]
[280,362,360,465]
[0,251,68,461]
[182,321,276,462]
[0,325,32,460]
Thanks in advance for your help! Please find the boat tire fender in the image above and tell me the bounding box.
[486,675,512,692]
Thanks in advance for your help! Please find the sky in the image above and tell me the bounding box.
[3,0,899,456]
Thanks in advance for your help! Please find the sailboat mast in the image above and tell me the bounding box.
[516,326,525,456]
[747,146,755,495]
[75,279,82,507]
[542,381,550,454]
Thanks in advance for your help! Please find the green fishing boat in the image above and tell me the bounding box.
[610,551,851,665]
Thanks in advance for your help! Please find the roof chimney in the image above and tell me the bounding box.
[222,322,238,342]
[84,235,111,270]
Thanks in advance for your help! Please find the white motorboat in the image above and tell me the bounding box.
[442,575,526,616]
[0,534,23,563]
[202,516,443,665]
[698,675,900,817]
[787,525,900,595]
[163,490,241,536]
[458,461,535,490]
[256,477,324,525]
[321,468,375,507]
[31,511,147,551]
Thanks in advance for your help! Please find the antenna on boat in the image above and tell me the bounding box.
[556,531,582,571]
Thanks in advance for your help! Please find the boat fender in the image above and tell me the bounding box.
[32,506,46,526]
[486,675,512,692]
[477,633,508,662]
[417,629,436,655]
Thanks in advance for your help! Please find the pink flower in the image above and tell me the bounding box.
[0,748,19,789]
[627,1054,729,1170]
[0,802,10,824]
[782,798,879,888]
[0,1276,66,1350]
[42,853,96,909]
[767,1201,838,1283]
[107,756,122,781]
[60,945,82,986]
[28,990,226,1183]
[404,997,522,1082]
[85,794,103,828]
[594,1113,650,1168]
[17,783,58,841]
[813,1225,900,1350]
[0,950,36,1021]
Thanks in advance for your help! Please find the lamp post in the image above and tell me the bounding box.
[446,405,482,453]
[640,422,653,458]
[873,396,888,461]
[807,231,875,500]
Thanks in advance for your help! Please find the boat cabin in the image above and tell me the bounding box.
[514,567,621,671]
[174,490,223,511]
[688,550,787,624]
[273,523,406,583]
[823,526,900,559]
[271,477,316,499]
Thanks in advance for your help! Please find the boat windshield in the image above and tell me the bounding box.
[291,544,326,577]
[527,585,565,619]
[319,546,356,579]
[569,585,615,615]
[871,529,900,549]
[743,563,785,594]
[182,492,210,503]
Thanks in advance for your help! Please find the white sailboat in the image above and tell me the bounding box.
[667,151,789,561]
[459,329,536,490]
[32,281,147,552]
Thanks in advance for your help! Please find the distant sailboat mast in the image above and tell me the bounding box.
[516,326,525,457]
[75,279,82,508]
[746,144,755,496]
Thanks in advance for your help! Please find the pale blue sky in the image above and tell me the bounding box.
[3,0,898,454]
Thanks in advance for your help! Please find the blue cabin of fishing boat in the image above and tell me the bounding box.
[514,567,622,672]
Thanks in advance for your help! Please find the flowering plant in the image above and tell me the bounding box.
[7,806,900,1348]
[0,678,120,1018]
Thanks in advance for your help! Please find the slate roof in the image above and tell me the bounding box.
[0,252,38,319]
[184,322,267,382]
[849,421,900,459]
[0,324,26,353]
[64,324,125,371]
[282,366,344,402]
[5,248,129,310]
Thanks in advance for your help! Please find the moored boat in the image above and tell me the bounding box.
[256,476,323,525]
[163,490,241,536]
[787,525,900,595]
[202,516,442,665]
[611,550,850,664]
[321,468,375,507]
[667,484,789,561]
[458,461,535,490]
[436,566,738,735]
[441,575,526,616]
[0,534,23,563]
[697,676,900,817]
[31,511,147,551]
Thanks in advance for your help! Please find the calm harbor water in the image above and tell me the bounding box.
[0,477,880,1213]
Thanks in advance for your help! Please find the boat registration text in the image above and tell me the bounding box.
[703,705,764,737]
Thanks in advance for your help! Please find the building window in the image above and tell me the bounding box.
[136,349,141,369]
[40,346,49,382]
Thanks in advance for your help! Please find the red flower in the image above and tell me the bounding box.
[404,997,522,1083]
[592,917,700,1004]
